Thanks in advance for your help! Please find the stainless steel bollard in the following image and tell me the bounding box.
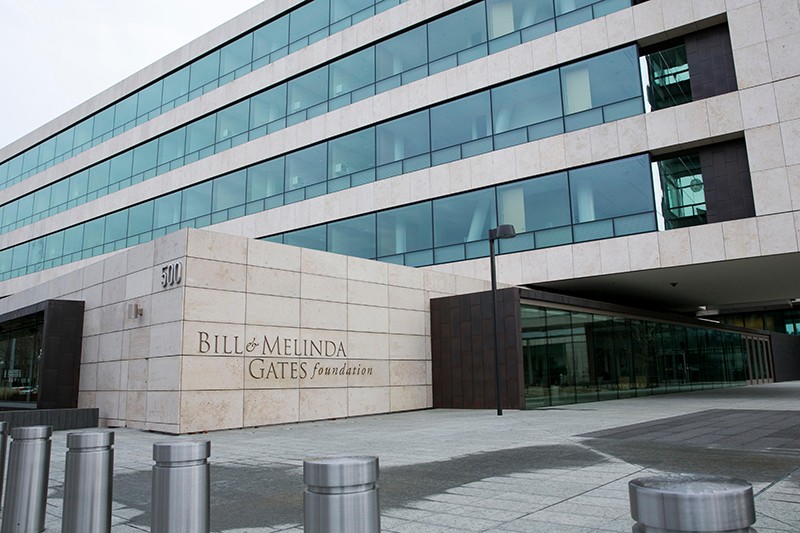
[151,440,211,533]
[629,474,757,532]
[1,426,52,533]
[62,430,115,533]
[304,456,380,533]
[0,421,7,508]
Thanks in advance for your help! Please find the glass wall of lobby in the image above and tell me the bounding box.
[0,312,43,406]
[520,303,764,408]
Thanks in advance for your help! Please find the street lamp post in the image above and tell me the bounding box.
[488,224,516,416]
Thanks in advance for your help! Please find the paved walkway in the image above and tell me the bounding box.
[17,383,800,531]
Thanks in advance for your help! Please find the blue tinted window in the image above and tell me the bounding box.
[247,159,285,201]
[220,33,253,76]
[377,202,432,256]
[433,188,497,247]
[137,81,163,116]
[250,86,287,128]
[186,115,216,153]
[110,152,133,183]
[216,101,250,142]
[376,111,430,165]
[430,92,492,150]
[569,155,652,223]
[114,95,138,129]
[376,26,427,81]
[487,0,554,38]
[497,172,571,232]
[88,161,110,193]
[561,45,640,114]
[285,226,326,251]
[212,170,246,212]
[328,129,375,179]
[182,181,212,221]
[154,191,181,229]
[132,140,158,175]
[288,69,328,114]
[428,2,487,61]
[104,211,128,243]
[328,215,376,259]
[157,129,186,166]
[290,1,328,42]
[286,145,327,190]
[330,48,375,97]
[162,68,190,104]
[189,51,220,92]
[253,14,289,59]
[331,0,372,22]
[491,70,562,133]
[128,201,154,235]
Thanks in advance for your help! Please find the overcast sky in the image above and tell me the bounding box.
[0,0,264,150]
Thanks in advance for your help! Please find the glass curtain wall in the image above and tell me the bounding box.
[0,313,44,406]
[521,303,752,408]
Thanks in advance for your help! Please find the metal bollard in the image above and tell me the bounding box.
[151,440,211,533]
[62,430,115,533]
[1,426,52,533]
[304,456,380,533]
[0,421,7,508]
[629,474,757,532]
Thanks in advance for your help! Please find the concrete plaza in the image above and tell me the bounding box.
[30,382,800,531]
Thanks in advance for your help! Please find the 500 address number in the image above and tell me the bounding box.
[160,261,183,288]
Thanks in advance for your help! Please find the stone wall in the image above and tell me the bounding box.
[0,228,488,433]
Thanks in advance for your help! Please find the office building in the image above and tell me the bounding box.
[0,0,798,432]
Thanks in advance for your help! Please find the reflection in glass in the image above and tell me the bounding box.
[377,202,432,257]
[328,214,376,259]
[433,188,496,247]
[487,0,554,38]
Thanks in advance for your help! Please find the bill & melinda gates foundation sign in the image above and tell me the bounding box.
[196,331,375,381]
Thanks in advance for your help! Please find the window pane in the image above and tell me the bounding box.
[33,189,50,215]
[290,1,328,42]
[331,0,372,22]
[430,92,492,150]
[109,150,133,184]
[569,155,653,223]
[154,191,182,229]
[162,67,190,103]
[330,48,375,97]
[492,70,561,133]
[212,170,246,212]
[561,45,641,114]
[216,101,250,142]
[104,210,128,243]
[555,0,595,15]
[376,110,430,165]
[328,129,375,179]
[88,161,110,193]
[428,2,487,61]
[247,158,285,201]
[487,0,554,38]
[44,233,64,261]
[286,145,327,190]
[182,181,213,221]
[83,218,105,249]
[128,201,154,235]
[93,107,115,138]
[73,120,93,147]
[376,26,427,80]
[285,225,326,251]
[328,215,376,259]
[288,69,328,114]
[433,188,497,247]
[157,129,186,166]
[220,33,253,76]
[189,51,220,91]
[377,202,432,256]
[137,80,163,116]
[69,171,89,201]
[63,226,83,255]
[186,115,216,153]
[250,85,287,128]
[254,15,289,58]
[16,195,33,220]
[114,95,138,129]
[498,172,570,232]
[132,140,158,175]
